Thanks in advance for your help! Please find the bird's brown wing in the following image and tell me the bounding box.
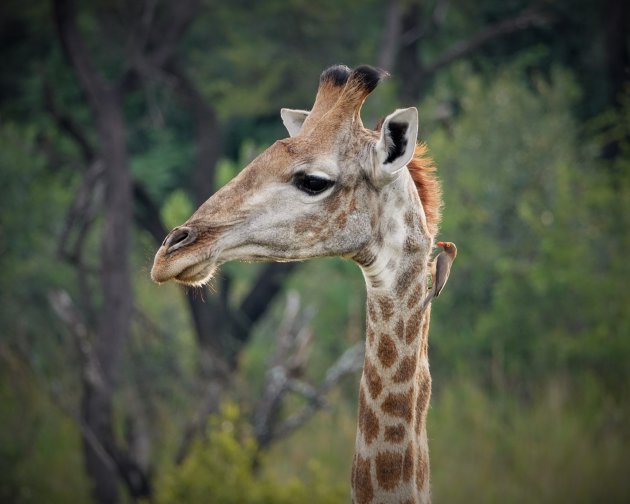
[433,252,451,297]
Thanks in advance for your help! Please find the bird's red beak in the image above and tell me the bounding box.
[437,241,444,247]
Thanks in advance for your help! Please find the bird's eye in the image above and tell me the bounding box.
[293,172,335,195]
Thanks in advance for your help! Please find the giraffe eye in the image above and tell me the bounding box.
[293,172,335,195]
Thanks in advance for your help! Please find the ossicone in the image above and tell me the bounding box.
[348,65,389,94]
[319,65,351,87]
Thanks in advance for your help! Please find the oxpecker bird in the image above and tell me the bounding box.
[421,241,457,310]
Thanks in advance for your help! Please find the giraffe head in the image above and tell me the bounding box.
[151,65,432,286]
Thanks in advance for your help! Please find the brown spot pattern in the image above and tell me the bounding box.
[395,271,412,298]
[381,389,413,423]
[403,445,414,482]
[419,310,431,357]
[367,300,377,324]
[405,311,422,344]
[377,335,398,368]
[364,359,383,400]
[353,455,374,504]
[293,217,312,235]
[384,424,406,443]
[415,372,432,434]
[236,166,257,192]
[335,212,348,228]
[348,193,358,212]
[378,296,395,321]
[404,234,420,254]
[392,356,416,383]
[325,195,341,213]
[375,451,403,490]
[407,282,423,310]
[359,389,379,445]
[404,210,414,227]
[396,263,420,298]
[415,455,428,491]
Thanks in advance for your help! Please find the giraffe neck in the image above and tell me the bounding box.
[352,172,433,504]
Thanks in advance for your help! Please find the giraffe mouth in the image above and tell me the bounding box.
[151,241,219,286]
[173,259,218,286]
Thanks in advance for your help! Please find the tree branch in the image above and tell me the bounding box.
[49,383,119,473]
[253,291,363,448]
[118,0,201,95]
[422,8,551,79]
[165,60,222,207]
[254,292,315,447]
[53,0,112,113]
[399,0,451,47]
[43,76,95,163]
[234,263,299,345]
[133,182,168,243]
[146,0,200,70]
[269,342,365,443]
[48,289,108,393]
[57,160,104,260]
[48,289,152,499]
[0,343,119,475]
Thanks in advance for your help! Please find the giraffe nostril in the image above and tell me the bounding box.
[163,227,196,252]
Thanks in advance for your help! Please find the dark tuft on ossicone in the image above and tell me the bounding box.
[351,65,389,93]
[320,65,352,87]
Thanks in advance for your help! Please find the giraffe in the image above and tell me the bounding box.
[151,65,442,503]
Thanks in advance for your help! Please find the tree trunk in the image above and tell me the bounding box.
[80,383,119,503]
[378,0,403,72]
[601,0,630,163]
[396,3,425,103]
[96,90,133,391]
[90,87,134,504]
[53,2,136,501]
[603,0,629,108]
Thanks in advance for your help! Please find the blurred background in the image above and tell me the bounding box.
[1,0,629,503]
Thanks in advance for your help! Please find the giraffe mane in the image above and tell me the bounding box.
[408,142,442,238]
[374,118,442,237]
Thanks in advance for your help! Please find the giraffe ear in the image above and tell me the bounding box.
[375,107,419,177]
[280,108,310,137]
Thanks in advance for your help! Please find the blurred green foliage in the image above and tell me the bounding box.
[429,378,630,503]
[0,366,90,504]
[0,0,628,502]
[426,63,630,391]
[153,403,345,504]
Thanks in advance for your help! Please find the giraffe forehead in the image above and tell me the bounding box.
[255,136,371,181]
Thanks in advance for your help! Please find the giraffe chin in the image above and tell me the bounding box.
[173,260,218,287]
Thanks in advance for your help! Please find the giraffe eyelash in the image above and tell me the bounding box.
[293,171,336,195]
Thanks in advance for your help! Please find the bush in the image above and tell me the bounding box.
[153,403,345,504]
